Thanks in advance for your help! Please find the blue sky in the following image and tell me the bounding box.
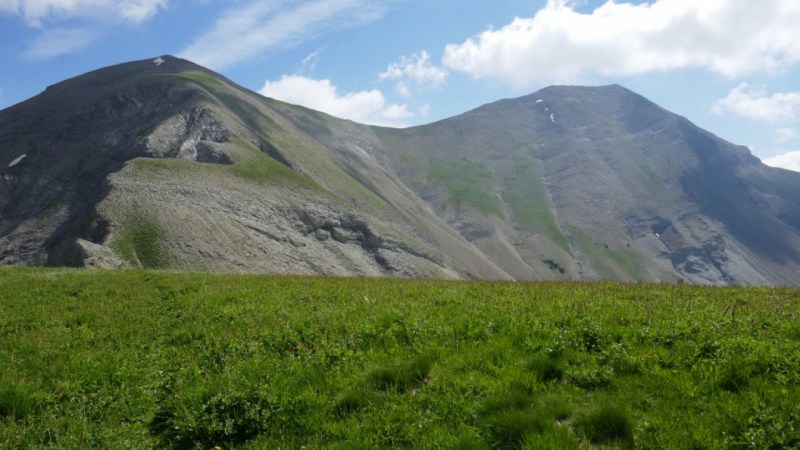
[2,0,800,171]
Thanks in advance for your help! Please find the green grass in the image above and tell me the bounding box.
[639,163,671,202]
[572,228,647,281]
[368,354,434,392]
[502,161,570,252]
[528,355,565,382]
[228,137,321,190]
[575,405,634,447]
[428,157,504,217]
[0,384,36,422]
[1,268,799,448]
[111,210,168,268]
[127,136,322,191]
[171,71,225,91]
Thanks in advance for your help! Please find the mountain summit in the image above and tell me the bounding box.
[2,56,799,285]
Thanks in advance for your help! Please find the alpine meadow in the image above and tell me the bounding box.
[1,268,799,448]
[1,44,800,449]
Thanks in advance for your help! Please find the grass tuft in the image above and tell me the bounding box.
[334,389,377,416]
[369,354,433,392]
[476,390,558,449]
[484,410,549,449]
[328,443,374,450]
[479,390,534,416]
[149,382,305,448]
[528,356,565,382]
[575,405,634,447]
[449,435,489,450]
[718,362,752,392]
[0,384,36,421]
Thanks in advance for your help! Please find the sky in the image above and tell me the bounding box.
[2,0,800,171]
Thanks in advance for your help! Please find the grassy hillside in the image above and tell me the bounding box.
[1,268,799,448]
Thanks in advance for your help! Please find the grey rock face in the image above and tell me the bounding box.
[146,107,231,162]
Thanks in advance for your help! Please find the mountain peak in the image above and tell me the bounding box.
[42,55,210,94]
[526,83,650,105]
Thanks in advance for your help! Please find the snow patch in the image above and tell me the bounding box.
[153,57,165,66]
[8,154,26,168]
[535,99,544,103]
[550,114,556,123]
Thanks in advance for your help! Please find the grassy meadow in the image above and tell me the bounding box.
[1,268,799,448]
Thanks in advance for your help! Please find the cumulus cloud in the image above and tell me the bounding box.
[776,128,798,143]
[419,104,430,117]
[117,0,167,23]
[380,51,447,86]
[442,0,800,86]
[394,82,411,97]
[380,51,447,98]
[23,28,95,60]
[763,150,800,172]
[1,0,167,26]
[259,75,412,126]
[180,0,395,70]
[712,83,800,123]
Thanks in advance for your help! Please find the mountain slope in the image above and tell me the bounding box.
[0,56,507,279]
[2,56,799,285]
[368,85,800,285]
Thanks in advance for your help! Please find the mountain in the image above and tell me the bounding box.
[2,56,800,285]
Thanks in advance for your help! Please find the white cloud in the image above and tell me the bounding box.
[712,83,800,123]
[3,0,166,61]
[117,0,167,23]
[259,75,412,126]
[442,0,800,86]
[380,51,447,86]
[419,104,430,117]
[776,128,798,143]
[763,150,800,172]
[23,28,95,60]
[180,0,395,70]
[1,0,167,26]
[395,82,411,98]
[301,46,327,73]
[0,1,16,15]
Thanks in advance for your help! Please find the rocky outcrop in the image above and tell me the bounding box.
[293,208,442,273]
[145,107,232,163]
